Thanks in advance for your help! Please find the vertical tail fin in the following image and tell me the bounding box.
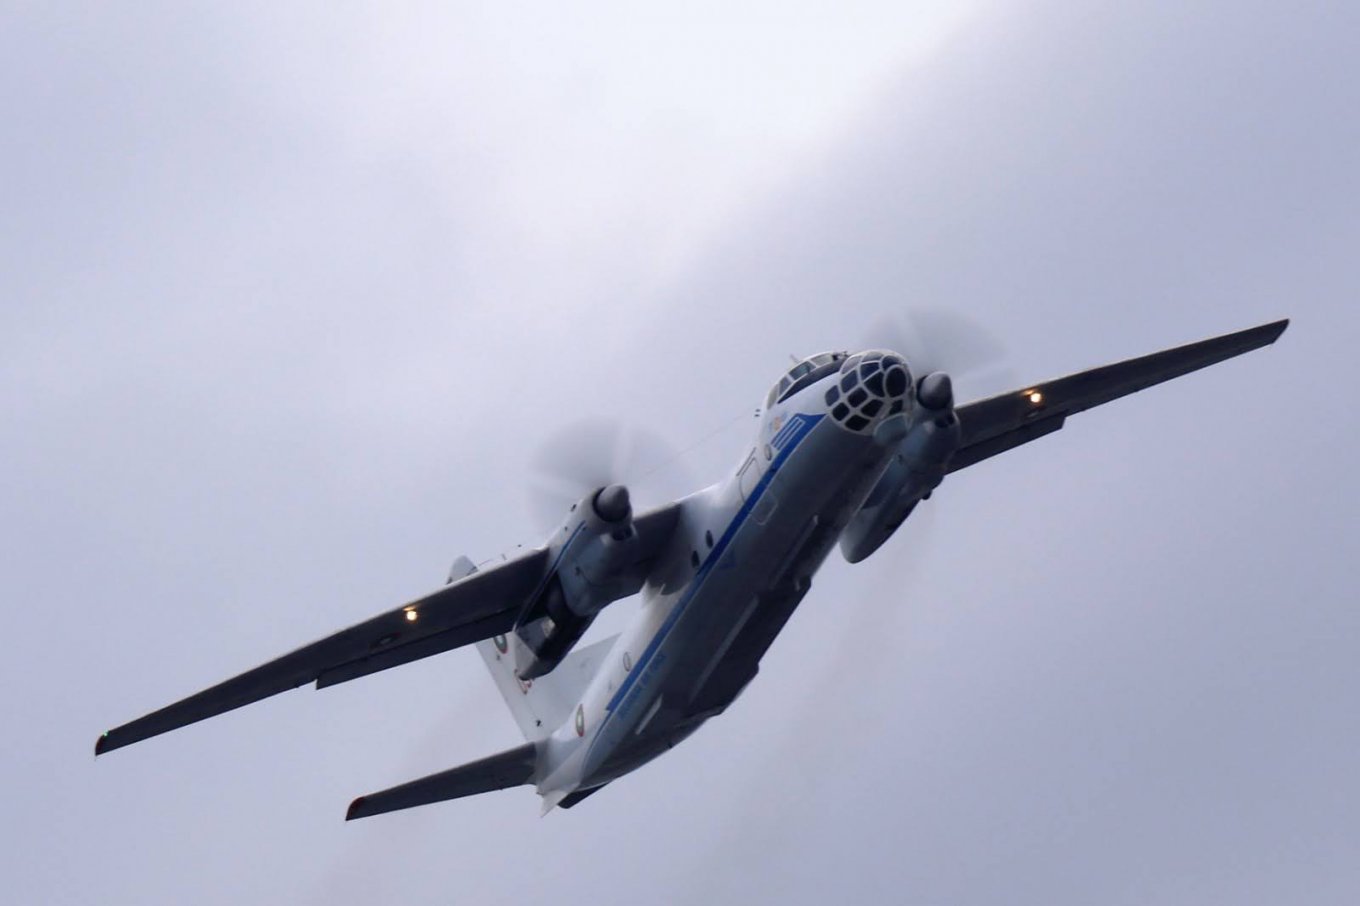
[476,633,617,741]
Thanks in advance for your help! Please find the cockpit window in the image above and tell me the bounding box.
[768,351,847,406]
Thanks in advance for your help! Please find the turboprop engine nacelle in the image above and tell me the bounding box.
[840,372,962,564]
[512,484,644,680]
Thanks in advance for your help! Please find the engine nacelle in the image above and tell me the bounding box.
[513,485,645,680]
[555,485,645,616]
[839,395,962,564]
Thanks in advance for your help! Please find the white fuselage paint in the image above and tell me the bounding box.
[533,370,912,806]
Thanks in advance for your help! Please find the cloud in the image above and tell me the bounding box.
[3,2,1357,904]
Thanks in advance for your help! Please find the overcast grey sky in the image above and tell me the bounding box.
[3,2,1358,904]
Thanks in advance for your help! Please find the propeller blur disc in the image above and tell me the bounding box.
[527,418,687,530]
[862,307,1010,390]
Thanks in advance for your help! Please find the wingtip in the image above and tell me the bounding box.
[345,796,366,821]
[1263,318,1290,342]
[95,732,110,757]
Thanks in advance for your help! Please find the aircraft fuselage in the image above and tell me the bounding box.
[539,378,900,801]
[93,321,1289,819]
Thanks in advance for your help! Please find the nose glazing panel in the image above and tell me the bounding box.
[824,350,912,433]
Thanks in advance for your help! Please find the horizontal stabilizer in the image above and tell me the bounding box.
[345,742,537,821]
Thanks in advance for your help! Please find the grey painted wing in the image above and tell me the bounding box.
[345,742,538,820]
[948,319,1289,473]
[95,547,552,755]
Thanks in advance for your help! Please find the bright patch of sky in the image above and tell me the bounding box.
[241,2,981,308]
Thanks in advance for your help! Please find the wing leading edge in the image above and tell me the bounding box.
[96,501,686,756]
[947,319,1289,473]
[94,548,552,756]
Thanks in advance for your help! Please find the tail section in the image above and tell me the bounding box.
[447,550,618,742]
[346,742,536,821]
[344,556,614,821]
[477,632,618,741]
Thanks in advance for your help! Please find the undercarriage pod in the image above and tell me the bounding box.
[512,484,653,679]
[839,405,962,563]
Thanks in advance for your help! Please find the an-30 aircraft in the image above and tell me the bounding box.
[96,319,1289,819]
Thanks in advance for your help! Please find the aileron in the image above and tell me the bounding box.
[947,319,1288,473]
[95,547,551,755]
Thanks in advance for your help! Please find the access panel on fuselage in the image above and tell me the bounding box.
[737,450,763,500]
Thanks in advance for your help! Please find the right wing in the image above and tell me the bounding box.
[947,319,1289,473]
[95,547,552,756]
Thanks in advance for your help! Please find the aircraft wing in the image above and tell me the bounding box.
[95,548,552,756]
[96,500,686,756]
[947,319,1289,473]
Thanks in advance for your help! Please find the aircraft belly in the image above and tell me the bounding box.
[684,429,886,718]
[580,551,766,784]
[580,421,886,786]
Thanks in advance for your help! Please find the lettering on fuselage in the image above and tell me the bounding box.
[616,651,668,721]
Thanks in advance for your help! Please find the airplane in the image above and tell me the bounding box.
[95,318,1289,819]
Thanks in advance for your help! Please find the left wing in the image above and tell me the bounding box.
[948,319,1289,473]
[97,500,685,756]
[95,548,551,755]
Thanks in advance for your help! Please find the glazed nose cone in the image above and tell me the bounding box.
[824,350,913,433]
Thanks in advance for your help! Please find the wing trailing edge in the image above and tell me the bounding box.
[95,548,552,756]
[948,318,1289,473]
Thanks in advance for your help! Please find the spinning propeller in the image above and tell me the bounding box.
[862,308,1011,411]
[527,418,688,531]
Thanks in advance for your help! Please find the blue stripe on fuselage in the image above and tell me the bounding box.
[588,413,825,756]
[772,413,799,448]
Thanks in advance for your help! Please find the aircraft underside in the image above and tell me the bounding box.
[95,319,1289,821]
